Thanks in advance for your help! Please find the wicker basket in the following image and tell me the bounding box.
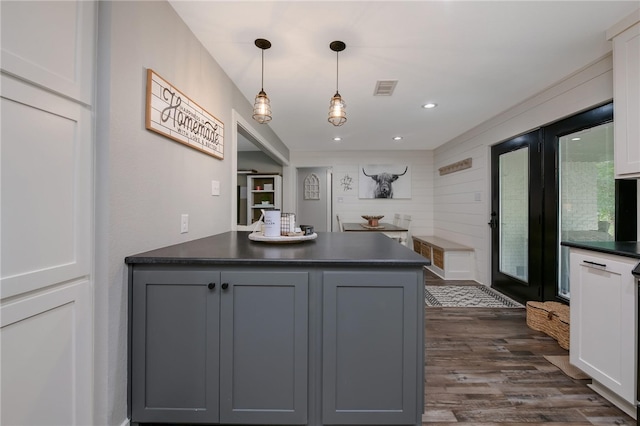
[526,301,570,350]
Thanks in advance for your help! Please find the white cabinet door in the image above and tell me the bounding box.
[569,248,636,404]
[611,18,640,178]
[1,2,95,425]
[1,282,92,426]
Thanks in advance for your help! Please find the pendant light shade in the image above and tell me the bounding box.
[253,90,271,124]
[328,92,346,126]
[253,38,272,124]
[328,41,347,126]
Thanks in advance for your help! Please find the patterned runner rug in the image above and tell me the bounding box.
[425,285,523,308]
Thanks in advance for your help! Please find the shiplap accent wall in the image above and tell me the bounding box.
[286,150,434,240]
[433,54,617,285]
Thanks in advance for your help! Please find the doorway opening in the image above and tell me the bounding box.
[231,110,288,230]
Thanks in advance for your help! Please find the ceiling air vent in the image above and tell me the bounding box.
[373,80,398,96]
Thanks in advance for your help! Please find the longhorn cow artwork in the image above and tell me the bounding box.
[359,165,411,199]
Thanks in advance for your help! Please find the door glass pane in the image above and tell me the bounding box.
[558,123,614,299]
[499,147,529,282]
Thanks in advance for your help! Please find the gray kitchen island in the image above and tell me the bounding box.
[126,231,429,426]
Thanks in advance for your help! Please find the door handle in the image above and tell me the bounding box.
[221,283,229,290]
[488,212,497,229]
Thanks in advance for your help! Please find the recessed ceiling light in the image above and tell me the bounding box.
[422,103,437,109]
[571,137,581,141]
[392,136,403,141]
[333,137,342,141]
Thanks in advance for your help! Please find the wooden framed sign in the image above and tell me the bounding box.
[146,69,224,159]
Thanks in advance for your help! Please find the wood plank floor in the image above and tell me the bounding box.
[423,271,636,425]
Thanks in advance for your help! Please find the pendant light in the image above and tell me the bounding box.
[252,38,272,124]
[328,40,347,126]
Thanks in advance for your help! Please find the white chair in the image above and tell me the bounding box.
[386,214,408,244]
[336,214,343,232]
[387,214,411,245]
[402,214,412,230]
[400,215,412,246]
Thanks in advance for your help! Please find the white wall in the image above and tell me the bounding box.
[287,150,434,238]
[433,54,617,285]
[94,2,288,424]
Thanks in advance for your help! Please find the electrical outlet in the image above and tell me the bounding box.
[181,214,189,233]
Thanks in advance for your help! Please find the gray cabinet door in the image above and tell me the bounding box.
[219,270,309,424]
[131,268,220,424]
[322,271,419,425]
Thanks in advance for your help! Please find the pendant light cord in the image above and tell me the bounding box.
[261,49,265,92]
[335,50,339,93]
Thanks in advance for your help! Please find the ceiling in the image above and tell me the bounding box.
[168,1,638,153]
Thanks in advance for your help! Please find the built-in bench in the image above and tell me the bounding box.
[412,236,475,280]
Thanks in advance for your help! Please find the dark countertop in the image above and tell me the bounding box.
[125,231,430,267]
[561,240,640,260]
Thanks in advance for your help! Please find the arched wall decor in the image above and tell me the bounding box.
[304,173,320,200]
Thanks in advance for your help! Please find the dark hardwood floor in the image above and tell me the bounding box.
[423,271,636,425]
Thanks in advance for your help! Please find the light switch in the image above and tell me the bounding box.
[181,214,189,233]
[211,180,220,196]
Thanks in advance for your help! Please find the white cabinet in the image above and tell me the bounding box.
[608,11,640,178]
[246,174,282,225]
[569,248,637,416]
[1,2,95,425]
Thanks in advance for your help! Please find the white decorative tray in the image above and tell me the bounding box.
[248,232,317,244]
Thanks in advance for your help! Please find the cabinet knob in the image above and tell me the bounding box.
[221,283,229,290]
[208,282,216,290]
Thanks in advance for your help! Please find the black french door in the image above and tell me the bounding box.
[490,130,543,303]
[490,102,634,304]
[542,102,637,302]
